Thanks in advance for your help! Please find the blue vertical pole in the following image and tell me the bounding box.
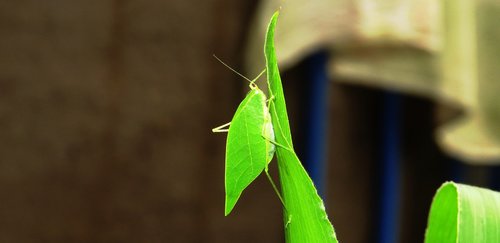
[303,51,330,197]
[377,92,402,243]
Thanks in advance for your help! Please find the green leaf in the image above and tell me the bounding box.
[225,88,269,216]
[264,11,338,243]
[425,182,500,243]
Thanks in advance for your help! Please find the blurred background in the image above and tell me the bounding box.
[0,0,499,242]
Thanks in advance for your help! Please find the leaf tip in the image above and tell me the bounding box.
[224,200,234,216]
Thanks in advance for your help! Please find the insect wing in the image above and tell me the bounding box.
[225,89,267,215]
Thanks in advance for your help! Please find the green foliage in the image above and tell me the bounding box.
[264,11,338,243]
[425,182,500,243]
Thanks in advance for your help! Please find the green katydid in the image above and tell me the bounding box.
[211,55,291,216]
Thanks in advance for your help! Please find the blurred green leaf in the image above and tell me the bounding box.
[425,182,500,243]
[264,11,338,243]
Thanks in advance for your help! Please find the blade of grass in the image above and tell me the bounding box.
[264,11,338,243]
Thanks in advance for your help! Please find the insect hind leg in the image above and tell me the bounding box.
[264,170,290,214]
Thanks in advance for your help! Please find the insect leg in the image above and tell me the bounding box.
[265,170,289,213]
[266,95,275,104]
[285,214,292,229]
[261,135,294,152]
[212,122,231,133]
[263,96,290,151]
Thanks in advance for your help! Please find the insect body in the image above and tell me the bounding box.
[212,56,285,216]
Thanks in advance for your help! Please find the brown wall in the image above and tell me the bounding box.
[0,0,284,242]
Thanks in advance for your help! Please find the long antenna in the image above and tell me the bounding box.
[213,55,265,85]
